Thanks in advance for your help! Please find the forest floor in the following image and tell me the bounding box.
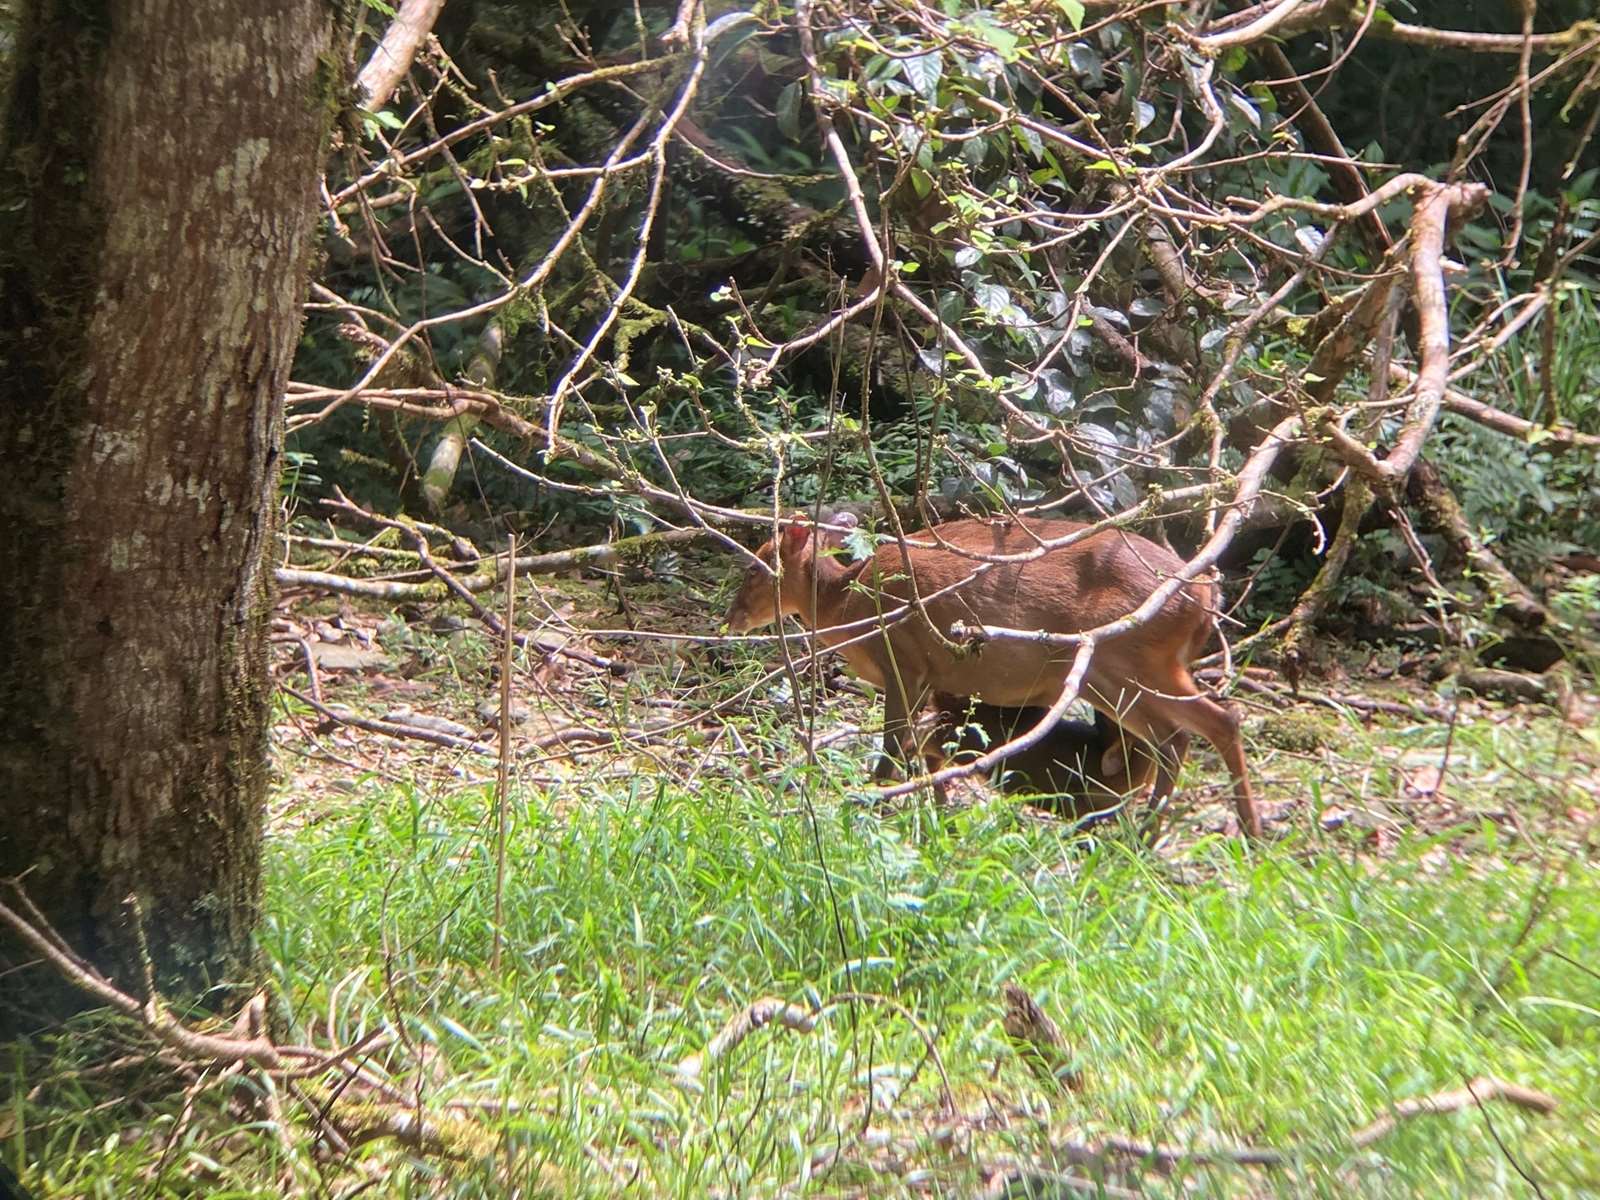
[13,556,1600,1199]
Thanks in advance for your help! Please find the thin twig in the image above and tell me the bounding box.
[492,532,516,973]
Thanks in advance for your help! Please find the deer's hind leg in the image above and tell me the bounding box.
[1100,663,1257,837]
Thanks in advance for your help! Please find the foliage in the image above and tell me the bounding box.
[1434,281,1600,574]
[277,0,1600,661]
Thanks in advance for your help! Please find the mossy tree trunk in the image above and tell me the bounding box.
[0,0,340,1033]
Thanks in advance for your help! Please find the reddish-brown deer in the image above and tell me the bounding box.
[930,695,1157,820]
[724,513,1259,837]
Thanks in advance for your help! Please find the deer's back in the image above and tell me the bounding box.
[835,517,1214,703]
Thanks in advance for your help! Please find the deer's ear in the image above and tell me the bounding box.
[783,513,811,548]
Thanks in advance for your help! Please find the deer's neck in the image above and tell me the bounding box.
[789,553,860,633]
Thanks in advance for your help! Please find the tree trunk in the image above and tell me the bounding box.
[0,1,339,1033]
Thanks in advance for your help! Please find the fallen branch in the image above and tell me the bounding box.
[274,566,454,600]
[1189,0,1313,53]
[1255,41,1393,256]
[1437,373,1600,451]
[674,997,817,1084]
[280,685,627,757]
[0,883,504,1160]
[282,383,544,440]
[280,685,495,754]
[1373,18,1599,56]
[421,322,502,516]
[0,890,282,1069]
[274,592,618,674]
[1235,676,1454,723]
[1042,1073,1559,1176]
[1304,265,1404,411]
[1322,181,1491,486]
[674,990,955,1111]
[1406,458,1552,631]
[1100,1134,1290,1169]
[1349,1076,1558,1149]
[982,1162,1141,1199]
[1281,476,1374,687]
[1198,1,1598,55]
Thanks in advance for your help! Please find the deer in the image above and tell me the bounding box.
[723,511,1260,837]
[930,695,1157,821]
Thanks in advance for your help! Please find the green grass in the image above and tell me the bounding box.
[6,681,1593,1196]
[14,714,1598,1199]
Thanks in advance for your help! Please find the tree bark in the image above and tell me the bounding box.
[0,0,339,1032]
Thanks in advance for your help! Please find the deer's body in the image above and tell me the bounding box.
[725,515,1259,837]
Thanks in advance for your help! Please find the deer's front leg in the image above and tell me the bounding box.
[875,681,915,781]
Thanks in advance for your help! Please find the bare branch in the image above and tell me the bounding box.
[1197,1,1598,55]
[1189,0,1313,53]
[356,0,447,112]
[1428,366,1600,451]
[0,894,283,1069]
[674,998,818,1084]
[1378,183,1491,481]
[1350,1077,1558,1149]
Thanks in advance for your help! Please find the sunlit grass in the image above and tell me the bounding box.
[10,704,1600,1197]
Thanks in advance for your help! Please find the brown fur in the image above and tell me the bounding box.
[725,514,1259,837]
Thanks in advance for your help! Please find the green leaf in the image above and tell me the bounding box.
[1055,0,1085,30]
[961,14,1019,61]
[843,528,880,561]
[902,51,943,101]
[776,80,803,140]
[1067,42,1103,85]
[975,281,1012,318]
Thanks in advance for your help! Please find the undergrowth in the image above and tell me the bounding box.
[9,705,1599,1198]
